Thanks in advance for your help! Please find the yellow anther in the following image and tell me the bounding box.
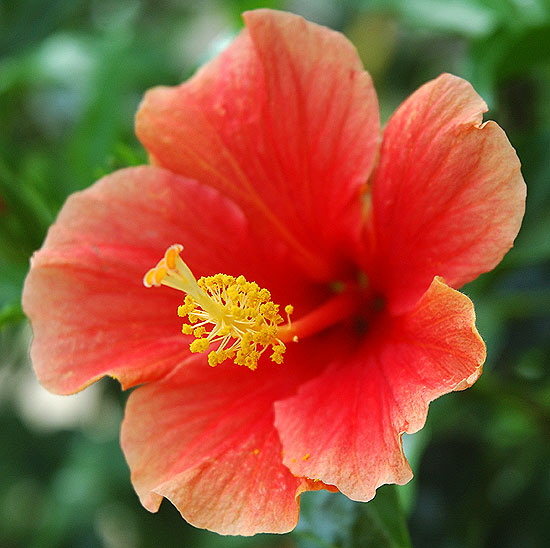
[190,338,210,353]
[144,244,293,370]
[193,326,206,337]
[270,343,286,364]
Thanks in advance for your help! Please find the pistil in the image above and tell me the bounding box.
[144,244,291,370]
[277,290,357,343]
[144,244,362,370]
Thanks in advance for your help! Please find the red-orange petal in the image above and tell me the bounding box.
[274,277,485,501]
[22,166,283,395]
[136,9,379,280]
[368,73,526,313]
[120,354,316,535]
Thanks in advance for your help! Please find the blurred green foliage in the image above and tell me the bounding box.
[1,0,549,547]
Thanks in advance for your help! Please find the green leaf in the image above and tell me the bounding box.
[0,303,25,328]
[365,0,499,37]
[0,159,55,258]
[294,486,412,548]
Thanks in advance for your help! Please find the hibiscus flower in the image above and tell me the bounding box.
[22,9,525,536]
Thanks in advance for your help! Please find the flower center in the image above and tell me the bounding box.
[144,245,368,370]
[144,244,292,370]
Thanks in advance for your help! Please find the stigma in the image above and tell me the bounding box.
[144,244,293,370]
